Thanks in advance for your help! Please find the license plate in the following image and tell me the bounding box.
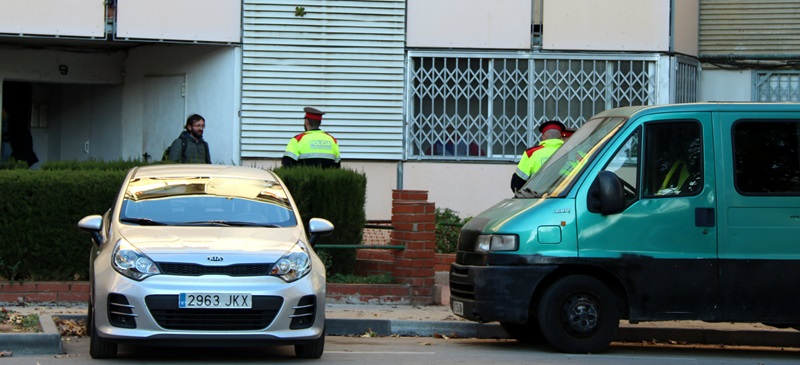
[452,300,464,316]
[179,293,252,309]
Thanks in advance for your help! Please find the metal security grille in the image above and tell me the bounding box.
[675,57,699,104]
[755,71,800,102]
[407,52,674,161]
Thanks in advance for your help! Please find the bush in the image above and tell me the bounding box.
[274,166,367,276]
[0,162,367,280]
[0,169,128,280]
[435,207,469,254]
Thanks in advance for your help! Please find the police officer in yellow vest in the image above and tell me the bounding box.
[510,120,566,193]
[282,107,341,168]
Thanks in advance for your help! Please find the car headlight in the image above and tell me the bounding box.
[112,240,160,281]
[475,234,518,252]
[270,241,311,282]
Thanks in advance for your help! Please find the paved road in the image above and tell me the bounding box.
[4,335,800,365]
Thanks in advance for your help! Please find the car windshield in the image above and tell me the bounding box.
[516,116,628,198]
[119,176,297,227]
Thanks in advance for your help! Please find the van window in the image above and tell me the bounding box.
[642,121,703,197]
[603,128,640,206]
[733,120,800,195]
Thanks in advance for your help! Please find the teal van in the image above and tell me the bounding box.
[449,102,800,353]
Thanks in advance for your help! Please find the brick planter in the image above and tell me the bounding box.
[0,281,90,303]
[2,190,440,306]
[435,253,455,272]
[325,283,411,305]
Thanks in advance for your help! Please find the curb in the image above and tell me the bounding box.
[5,315,800,355]
[615,327,800,348]
[326,318,507,339]
[0,314,62,355]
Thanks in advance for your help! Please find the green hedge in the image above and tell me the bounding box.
[0,162,366,280]
[274,166,366,276]
[0,169,126,280]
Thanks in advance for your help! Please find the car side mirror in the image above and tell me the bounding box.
[308,218,334,247]
[587,171,625,215]
[78,214,103,246]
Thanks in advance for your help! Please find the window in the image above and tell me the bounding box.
[642,121,703,197]
[603,128,640,207]
[733,120,800,195]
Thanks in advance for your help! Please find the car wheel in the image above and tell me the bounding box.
[88,303,118,359]
[538,275,619,353]
[294,329,325,359]
[500,317,544,344]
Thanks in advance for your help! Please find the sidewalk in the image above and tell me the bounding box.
[3,302,800,355]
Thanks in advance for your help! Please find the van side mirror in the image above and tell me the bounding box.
[308,218,334,247]
[587,171,625,215]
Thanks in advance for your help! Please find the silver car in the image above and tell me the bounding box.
[78,165,333,359]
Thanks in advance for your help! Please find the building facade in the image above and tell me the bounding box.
[2,0,796,220]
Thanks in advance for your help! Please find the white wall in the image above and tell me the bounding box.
[406,0,531,49]
[698,69,753,102]
[0,0,105,38]
[543,0,670,52]
[121,45,241,164]
[673,0,699,57]
[403,162,513,219]
[0,48,125,84]
[249,159,515,221]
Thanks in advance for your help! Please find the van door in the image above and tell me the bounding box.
[717,112,800,322]
[576,112,718,321]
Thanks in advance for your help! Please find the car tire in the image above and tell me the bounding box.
[538,275,619,353]
[88,304,118,359]
[294,329,325,359]
[500,318,544,344]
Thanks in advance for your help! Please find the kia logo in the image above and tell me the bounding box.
[207,256,224,262]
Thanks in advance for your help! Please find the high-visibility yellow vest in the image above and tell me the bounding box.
[283,129,341,164]
[514,138,564,181]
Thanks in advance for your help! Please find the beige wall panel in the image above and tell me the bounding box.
[117,0,241,43]
[249,160,513,221]
[674,0,699,57]
[403,162,514,219]
[0,0,105,38]
[542,0,670,51]
[407,0,531,49]
[698,69,752,102]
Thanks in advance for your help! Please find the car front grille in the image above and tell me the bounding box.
[145,295,283,330]
[157,262,271,276]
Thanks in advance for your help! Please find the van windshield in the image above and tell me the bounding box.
[516,116,627,198]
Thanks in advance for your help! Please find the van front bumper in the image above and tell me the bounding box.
[448,262,557,324]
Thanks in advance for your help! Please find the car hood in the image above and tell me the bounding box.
[118,226,303,262]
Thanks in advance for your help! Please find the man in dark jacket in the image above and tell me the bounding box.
[168,114,211,163]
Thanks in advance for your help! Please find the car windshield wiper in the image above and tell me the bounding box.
[517,186,540,198]
[180,220,282,227]
[120,217,168,226]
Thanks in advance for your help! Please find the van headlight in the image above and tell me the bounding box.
[270,241,311,282]
[475,235,518,252]
[112,240,160,280]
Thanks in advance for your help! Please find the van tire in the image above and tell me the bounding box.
[500,318,544,343]
[538,275,619,353]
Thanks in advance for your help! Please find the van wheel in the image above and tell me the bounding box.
[500,318,544,343]
[538,275,619,353]
[295,329,325,359]
[88,304,118,359]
